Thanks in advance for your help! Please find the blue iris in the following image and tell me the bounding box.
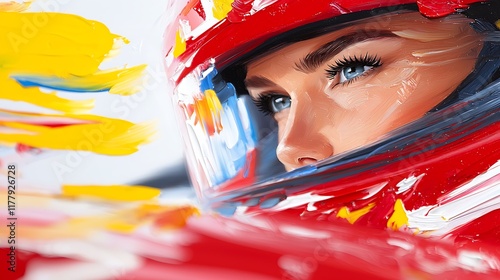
[271,96,291,113]
[341,65,371,82]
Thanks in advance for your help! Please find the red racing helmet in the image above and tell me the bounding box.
[166,0,485,83]
[164,0,500,244]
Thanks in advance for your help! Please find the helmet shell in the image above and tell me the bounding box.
[165,0,484,84]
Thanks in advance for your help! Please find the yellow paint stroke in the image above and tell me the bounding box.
[62,185,161,202]
[18,64,148,96]
[0,112,154,155]
[496,20,500,30]
[1,78,95,114]
[173,29,186,58]
[337,203,375,224]
[194,89,223,135]
[106,221,137,233]
[213,0,234,20]
[0,11,146,113]
[0,11,153,154]
[387,199,409,230]
[0,1,32,12]
[99,65,146,95]
[2,12,117,75]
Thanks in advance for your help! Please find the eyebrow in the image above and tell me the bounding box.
[245,75,278,89]
[294,31,396,73]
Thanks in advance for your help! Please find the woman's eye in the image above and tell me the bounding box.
[340,65,374,82]
[253,94,291,115]
[270,95,291,113]
[326,54,382,85]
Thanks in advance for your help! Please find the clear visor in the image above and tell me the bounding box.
[174,63,284,200]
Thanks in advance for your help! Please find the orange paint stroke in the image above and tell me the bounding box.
[0,1,32,12]
[193,89,223,135]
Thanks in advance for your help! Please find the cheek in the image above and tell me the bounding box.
[324,84,371,110]
[389,60,474,119]
[326,64,418,111]
[275,111,290,140]
[323,65,425,142]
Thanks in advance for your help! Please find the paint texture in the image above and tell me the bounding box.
[213,0,234,20]
[62,185,161,202]
[337,203,375,224]
[0,8,152,155]
[193,89,223,135]
[5,0,500,279]
[0,110,154,155]
[0,1,32,12]
[173,29,187,58]
[5,190,500,279]
[387,199,409,231]
[1,12,145,96]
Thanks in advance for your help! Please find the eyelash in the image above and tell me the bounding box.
[325,53,382,86]
[252,93,281,116]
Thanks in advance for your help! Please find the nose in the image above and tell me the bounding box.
[276,102,334,170]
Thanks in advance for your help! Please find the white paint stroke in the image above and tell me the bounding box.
[396,174,425,194]
[407,160,500,235]
[270,192,333,211]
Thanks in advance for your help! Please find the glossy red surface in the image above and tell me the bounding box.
[167,0,484,84]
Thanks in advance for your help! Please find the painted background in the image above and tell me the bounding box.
[2,0,186,190]
[1,1,500,279]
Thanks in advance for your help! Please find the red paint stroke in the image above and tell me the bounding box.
[117,215,500,279]
[7,213,500,279]
[15,143,42,154]
[417,0,481,17]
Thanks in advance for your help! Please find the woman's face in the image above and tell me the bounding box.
[245,12,483,171]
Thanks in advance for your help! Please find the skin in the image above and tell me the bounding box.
[245,12,484,171]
